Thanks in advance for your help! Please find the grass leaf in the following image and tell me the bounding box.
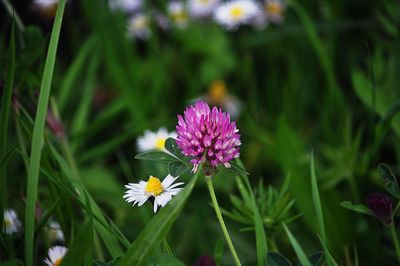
[282,223,311,266]
[24,1,66,265]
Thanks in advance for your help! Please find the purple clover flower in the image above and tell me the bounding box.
[176,101,241,173]
[367,193,393,225]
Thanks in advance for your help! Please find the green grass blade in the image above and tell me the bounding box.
[0,18,15,216]
[282,223,311,266]
[24,1,66,265]
[310,152,337,266]
[242,176,268,266]
[118,171,201,265]
[58,35,96,111]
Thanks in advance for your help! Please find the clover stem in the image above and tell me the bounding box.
[390,221,400,262]
[205,175,242,266]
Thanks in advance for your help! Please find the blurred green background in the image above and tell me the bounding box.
[1,0,400,265]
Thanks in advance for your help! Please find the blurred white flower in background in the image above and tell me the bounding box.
[33,0,59,8]
[137,128,177,152]
[206,80,242,118]
[188,0,221,19]
[264,0,286,23]
[168,1,189,29]
[3,209,22,235]
[109,0,143,13]
[214,0,261,30]
[47,221,64,242]
[127,13,151,40]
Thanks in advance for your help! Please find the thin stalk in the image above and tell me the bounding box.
[205,176,241,266]
[390,222,400,262]
[162,238,172,255]
[0,0,25,31]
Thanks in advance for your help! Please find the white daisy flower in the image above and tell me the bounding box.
[137,127,177,152]
[109,0,142,13]
[127,14,151,40]
[264,0,286,23]
[47,221,64,242]
[168,1,189,29]
[44,246,67,266]
[188,0,221,19]
[123,175,184,213]
[214,0,260,30]
[3,209,22,235]
[33,0,59,8]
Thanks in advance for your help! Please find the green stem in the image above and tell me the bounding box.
[205,176,242,266]
[390,222,400,262]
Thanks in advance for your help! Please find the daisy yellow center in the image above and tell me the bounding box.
[172,11,187,22]
[230,6,244,19]
[133,18,146,30]
[200,0,209,3]
[4,218,11,228]
[146,176,164,196]
[266,2,282,16]
[54,258,62,266]
[208,80,227,104]
[155,137,166,150]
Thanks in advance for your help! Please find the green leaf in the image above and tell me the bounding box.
[94,258,120,266]
[307,251,324,266]
[242,176,267,266]
[149,254,185,266]
[135,151,180,163]
[382,99,400,123]
[377,163,400,199]
[164,138,186,161]
[310,153,337,266]
[0,16,15,222]
[228,161,249,176]
[168,161,188,177]
[24,2,66,265]
[118,171,201,265]
[267,252,292,266]
[283,223,311,266]
[340,201,373,216]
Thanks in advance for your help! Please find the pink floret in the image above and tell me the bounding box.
[176,101,241,172]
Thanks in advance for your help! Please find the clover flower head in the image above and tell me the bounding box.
[3,209,22,235]
[44,246,67,266]
[367,193,393,225]
[137,128,177,152]
[176,101,241,173]
[214,0,261,30]
[124,175,184,212]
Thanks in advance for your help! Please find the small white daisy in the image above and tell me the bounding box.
[33,0,59,8]
[47,221,64,242]
[214,0,260,30]
[123,175,184,213]
[109,0,142,13]
[127,14,151,40]
[3,209,22,235]
[188,0,221,19]
[137,127,177,152]
[44,245,67,266]
[264,0,286,23]
[168,1,189,29]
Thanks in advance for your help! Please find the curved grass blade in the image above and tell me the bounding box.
[0,18,15,220]
[282,223,311,266]
[310,153,337,266]
[24,2,66,265]
[118,171,201,265]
